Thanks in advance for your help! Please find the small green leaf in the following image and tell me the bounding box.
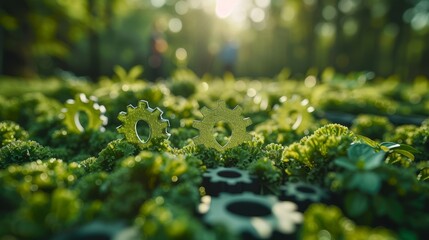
[348,143,375,159]
[357,172,382,194]
[393,149,415,161]
[356,135,378,147]
[345,191,368,217]
[335,157,356,170]
[365,151,385,169]
[380,142,400,149]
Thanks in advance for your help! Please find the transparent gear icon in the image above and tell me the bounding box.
[193,101,252,152]
[280,181,328,203]
[203,167,252,185]
[201,192,303,239]
[272,95,315,134]
[202,167,255,196]
[60,93,108,133]
[117,100,170,149]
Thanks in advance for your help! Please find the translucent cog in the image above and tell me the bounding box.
[280,181,328,202]
[117,100,170,149]
[203,167,252,186]
[61,93,108,133]
[193,101,252,152]
[202,192,303,239]
[272,95,315,134]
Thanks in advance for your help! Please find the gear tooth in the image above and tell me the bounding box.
[89,95,98,102]
[99,105,106,114]
[193,136,202,145]
[100,116,108,125]
[193,120,204,129]
[152,108,162,118]
[66,99,75,105]
[117,112,127,121]
[116,125,124,133]
[217,100,226,108]
[233,105,243,114]
[160,120,169,129]
[200,106,210,116]
[243,118,252,127]
[126,104,136,112]
[78,93,89,103]
[138,100,150,109]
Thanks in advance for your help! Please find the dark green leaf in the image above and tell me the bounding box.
[348,143,375,159]
[357,172,382,194]
[334,157,356,170]
[345,191,369,217]
[365,151,385,170]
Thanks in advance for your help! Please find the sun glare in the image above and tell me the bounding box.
[215,0,240,18]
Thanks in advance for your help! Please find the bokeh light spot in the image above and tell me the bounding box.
[150,0,165,8]
[175,1,189,15]
[216,0,240,19]
[175,48,188,61]
[304,75,317,88]
[169,18,183,33]
[250,8,266,23]
[322,5,337,21]
[255,0,271,8]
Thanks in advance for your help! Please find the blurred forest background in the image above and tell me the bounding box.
[0,0,428,81]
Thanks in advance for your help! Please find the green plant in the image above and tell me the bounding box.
[282,124,355,183]
[301,204,396,239]
[0,121,29,148]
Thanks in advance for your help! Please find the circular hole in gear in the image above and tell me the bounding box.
[217,169,241,179]
[135,120,151,143]
[214,121,232,147]
[296,185,316,194]
[74,110,89,132]
[227,201,271,217]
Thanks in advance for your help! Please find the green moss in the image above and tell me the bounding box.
[282,124,355,183]
[301,204,396,239]
[0,140,54,169]
[0,121,29,148]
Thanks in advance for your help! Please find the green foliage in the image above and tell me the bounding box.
[135,199,234,240]
[282,124,355,183]
[0,159,84,238]
[248,157,282,189]
[0,140,54,169]
[301,204,396,239]
[98,151,192,219]
[94,139,138,172]
[0,121,29,148]
[351,114,394,140]
[334,144,385,195]
[387,121,429,161]
[0,74,429,239]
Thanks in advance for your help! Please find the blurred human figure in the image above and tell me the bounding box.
[219,38,239,75]
[148,20,168,81]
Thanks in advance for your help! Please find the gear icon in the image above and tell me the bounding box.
[280,181,328,203]
[203,167,255,195]
[202,192,303,239]
[272,95,315,134]
[193,101,252,152]
[61,93,108,133]
[117,100,170,149]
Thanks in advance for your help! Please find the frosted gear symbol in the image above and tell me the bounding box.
[203,167,255,196]
[280,181,328,202]
[117,100,170,149]
[272,95,314,133]
[202,192,303,239]
[61,93,108,133]
[193,101,252,152]
[203,167,252,185]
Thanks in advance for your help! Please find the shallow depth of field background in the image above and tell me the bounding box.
[1,0,429,81]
